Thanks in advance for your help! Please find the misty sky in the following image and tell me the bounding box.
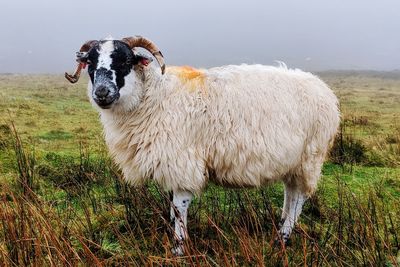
[0,0,399,73]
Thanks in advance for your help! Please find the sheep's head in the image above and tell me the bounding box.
[65,36,165,109]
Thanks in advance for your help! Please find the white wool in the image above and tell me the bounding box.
[96,41,117,86]
[92,64,340,195]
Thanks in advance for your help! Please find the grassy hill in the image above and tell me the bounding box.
[0,72,399,266]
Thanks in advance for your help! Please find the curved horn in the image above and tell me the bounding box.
[65,40,98,83]
[122,36,165,74]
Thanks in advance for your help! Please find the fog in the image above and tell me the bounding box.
[0,0,399,73]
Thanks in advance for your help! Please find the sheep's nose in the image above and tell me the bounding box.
[95,85,110,99]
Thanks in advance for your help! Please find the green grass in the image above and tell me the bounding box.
[0,74,102,156]
[38,129,74,140]
[320,71,400,135]
[0,72,399,266]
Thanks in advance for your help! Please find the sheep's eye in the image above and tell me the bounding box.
[87,59,92,65]
[121,60,131,68]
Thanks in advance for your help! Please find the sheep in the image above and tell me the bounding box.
[65,36,340,255]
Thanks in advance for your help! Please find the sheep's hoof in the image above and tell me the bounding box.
[274,232,291,248]
[171,245,184,256]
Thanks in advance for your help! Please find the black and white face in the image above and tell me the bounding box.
[85,40,137,109]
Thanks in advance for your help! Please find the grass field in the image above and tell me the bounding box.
[0,71,399,266]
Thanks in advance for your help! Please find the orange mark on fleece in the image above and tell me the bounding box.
[167,66,206,92]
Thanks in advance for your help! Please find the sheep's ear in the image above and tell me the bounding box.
[133,52,153,67]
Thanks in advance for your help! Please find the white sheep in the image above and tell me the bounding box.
[66,36,340,255]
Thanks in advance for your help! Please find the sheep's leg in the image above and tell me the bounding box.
[278,185,307,244]
[279,188,291,227]
[170,191,193,256]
